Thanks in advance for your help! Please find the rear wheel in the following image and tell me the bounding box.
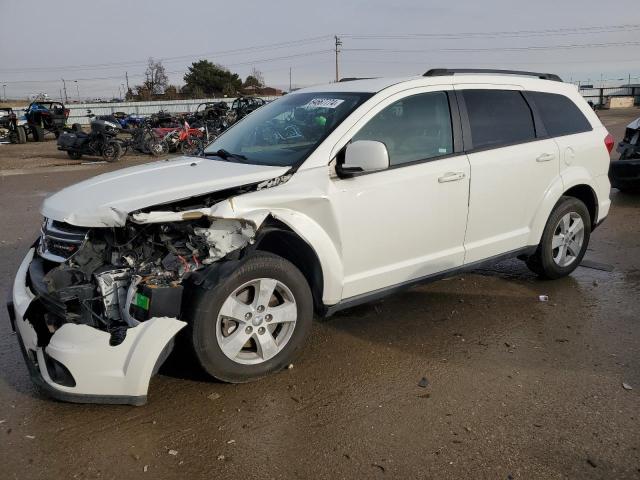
[186,252,313,383]
[525,196,591,279]
[16,126,27,144]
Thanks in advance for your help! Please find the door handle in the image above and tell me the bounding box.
[438,172,466,183]
[536,153,556,162]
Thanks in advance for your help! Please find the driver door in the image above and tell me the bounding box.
[332,89,471,299]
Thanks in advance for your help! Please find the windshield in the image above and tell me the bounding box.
[204,92,372,167]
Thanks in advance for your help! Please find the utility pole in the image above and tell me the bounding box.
[61,78,68,103]
[74,80,80,101]
[2,84,6,102]
[334,35,342,82]
[125,72,130,93]
[289,67,292,92]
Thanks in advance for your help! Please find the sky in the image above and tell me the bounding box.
[1,0,639,100]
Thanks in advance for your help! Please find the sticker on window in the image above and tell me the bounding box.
[302,98,345,109]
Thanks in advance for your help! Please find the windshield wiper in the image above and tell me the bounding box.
[205,148,248,162]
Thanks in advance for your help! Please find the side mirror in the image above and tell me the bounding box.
[337,140,389,178]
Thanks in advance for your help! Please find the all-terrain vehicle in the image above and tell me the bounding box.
[0,107,27,144]
[56,111,122,162]
[111,112,147,130]
[24,101,69,141]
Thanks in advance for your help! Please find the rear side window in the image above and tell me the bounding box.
[527,91,592,137]
[462,90,536,150]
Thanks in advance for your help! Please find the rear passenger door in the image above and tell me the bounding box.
[456,87,561,263]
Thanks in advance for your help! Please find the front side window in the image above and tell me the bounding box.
[204,92,371,167]
[462,90,536,150]
[352,91,453,166]
[527,91,592,137]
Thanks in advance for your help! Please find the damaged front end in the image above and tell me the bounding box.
[10,207,260,405]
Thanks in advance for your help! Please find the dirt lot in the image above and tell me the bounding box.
[0,108,638,479]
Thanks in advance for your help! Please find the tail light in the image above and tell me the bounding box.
[604,133,614,154]
[64,109,70,118]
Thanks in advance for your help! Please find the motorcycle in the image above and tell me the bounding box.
[57,110,123,162]
[155,119,204,156]
[119,120,166,157]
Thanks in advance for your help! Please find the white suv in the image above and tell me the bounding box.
[9,69,613,405]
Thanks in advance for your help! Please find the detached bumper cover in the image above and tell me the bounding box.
[9,248,187,406]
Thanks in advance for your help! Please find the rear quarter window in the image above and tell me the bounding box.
[527,91,592,137]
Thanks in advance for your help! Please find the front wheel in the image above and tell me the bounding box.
[525,196,591,279]
[186,252,313,383]
[16,126,27,144]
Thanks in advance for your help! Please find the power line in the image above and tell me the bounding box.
[2,23,638,75]
[340,23,640,40]
[0,35,333,74]
[343,41,640,54]
[1,50,334,84]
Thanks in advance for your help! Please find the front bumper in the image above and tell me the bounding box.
[8,248,187,406]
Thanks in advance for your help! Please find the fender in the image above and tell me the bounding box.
[526,167,600,246]
[267,208,343,305]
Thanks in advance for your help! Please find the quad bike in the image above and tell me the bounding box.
[57,111,122,162]
[112,112,147,129]
[23,100,69,141]
[0,108,27,144]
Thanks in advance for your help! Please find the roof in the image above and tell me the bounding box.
[292,72,574,95]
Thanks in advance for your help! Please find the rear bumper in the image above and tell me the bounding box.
[609,159,640,190]
[8,248,187,406]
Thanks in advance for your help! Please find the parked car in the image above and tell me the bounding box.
[23,100,69,140]
[0,107,27,144]
[8,69,613,405]
[609,116,640,191]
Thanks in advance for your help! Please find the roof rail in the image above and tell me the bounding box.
[423,68,563,82]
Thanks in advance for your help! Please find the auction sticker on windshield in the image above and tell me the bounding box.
[303,98,345,109]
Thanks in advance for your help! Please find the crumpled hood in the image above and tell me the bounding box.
[41,157,289,227]
[627,117,640,130]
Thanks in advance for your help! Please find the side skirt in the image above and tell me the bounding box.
[323,246,537,317]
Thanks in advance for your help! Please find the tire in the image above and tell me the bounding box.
[32,125,45,142]
[67,151,82,160]
[180,137,202,156]
[102,141,122,162]
[186,252,313,383]
[147,138,167,157]
[16,126,27,144]
[525,196,591,279]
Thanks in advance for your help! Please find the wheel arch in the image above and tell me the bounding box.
[527,174,600,246]
[562,184,598,229]
[251,218,325,314]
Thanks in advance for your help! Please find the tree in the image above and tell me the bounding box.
[243,67,265,88]
[183,60,242,97]
[143,57,169,95]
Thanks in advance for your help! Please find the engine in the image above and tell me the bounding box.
[34,216,255,345]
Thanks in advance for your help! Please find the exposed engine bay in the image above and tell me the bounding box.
[33,215,256,346]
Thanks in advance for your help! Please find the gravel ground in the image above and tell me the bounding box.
[0,108,638,480]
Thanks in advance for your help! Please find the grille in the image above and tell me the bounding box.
[38,218,89,262]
